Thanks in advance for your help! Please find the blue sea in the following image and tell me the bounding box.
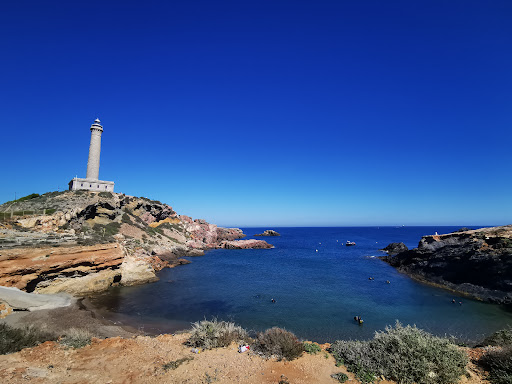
[88,227,512,343]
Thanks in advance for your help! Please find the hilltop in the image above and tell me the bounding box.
[0,191,271,297]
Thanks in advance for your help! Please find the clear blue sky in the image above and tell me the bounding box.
[1,1,510,227]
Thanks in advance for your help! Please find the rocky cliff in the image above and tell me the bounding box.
[381,225,512,304]
[0,191,269,296]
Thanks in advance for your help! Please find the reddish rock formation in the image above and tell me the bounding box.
[220,240,273,249]
[0,191,270,296]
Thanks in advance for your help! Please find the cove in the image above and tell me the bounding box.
[88,227,512,343]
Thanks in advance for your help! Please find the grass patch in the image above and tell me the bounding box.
[304,342,322,354]
[186,319,249,350]
[60,328,93,349]
[252,327,304,361]
[330,322,468,384]
[162,356,193,371]
[0,323,57,355]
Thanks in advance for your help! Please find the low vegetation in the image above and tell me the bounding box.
[330,322,468,384]
[0,324,57,355]
[186,319,249,350]
[59,328,93,349]
[478,347,512,384]
[98,192,113,198]
[331,372,349,383]
[162,357,194,371]
[303,341,322,354]
[480,328,512,347]
[476,328,512,384]
[252,327,304,361]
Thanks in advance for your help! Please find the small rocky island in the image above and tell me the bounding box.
[254,229,281,236]
[381,225,512,304]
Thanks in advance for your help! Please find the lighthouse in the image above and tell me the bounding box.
[86,118,103,180]
[69,119,115,192]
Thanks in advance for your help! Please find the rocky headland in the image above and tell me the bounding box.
[0,191,272,299]
[381,225,512,304]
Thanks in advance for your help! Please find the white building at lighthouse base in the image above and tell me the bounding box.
[69,177,115,192]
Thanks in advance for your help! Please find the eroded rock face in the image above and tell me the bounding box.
[0,244,127,294]
[254,230,281,237]
[0,191,263,297]
[381,225,512,304]
[380,242,408,255]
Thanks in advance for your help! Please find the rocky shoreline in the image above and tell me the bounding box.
[0,191,273,298]
[380,225,512,305]
[0,197,507,383]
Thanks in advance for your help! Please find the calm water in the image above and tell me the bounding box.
[89,227,512,343]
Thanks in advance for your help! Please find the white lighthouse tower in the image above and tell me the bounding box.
[69,119,115,192]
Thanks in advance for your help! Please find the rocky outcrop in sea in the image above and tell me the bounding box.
[254,230,281,236]
[380,225,512,304]
[0,191,272,296]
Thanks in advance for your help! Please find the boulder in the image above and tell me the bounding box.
[220,239,273,249]
[380,242,408,255]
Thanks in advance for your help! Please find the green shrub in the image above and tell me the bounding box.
[93,222,121,238]
[252,327,304,361]
[186,319,249,350]
[331,372,349,383]
[162,356,193,371]
[477,346,512,384]
[0,324,57,354]
[121,213,132,224]
[304,342,322,354]
[98,192,113,198]
[330,322,468,384]
[60,328,93,349]
[480,328,512,347]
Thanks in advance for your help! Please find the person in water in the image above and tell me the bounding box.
[271,298,276,303]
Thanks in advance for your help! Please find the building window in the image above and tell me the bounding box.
[90,185,92,187]
[81,184,83,187]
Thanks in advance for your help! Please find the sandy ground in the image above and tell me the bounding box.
[0,333,490,384]
[0,304,490,384]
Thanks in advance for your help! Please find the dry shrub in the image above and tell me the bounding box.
[60,328,93,349]
[252,327,304,361]
[186,319,249,350]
